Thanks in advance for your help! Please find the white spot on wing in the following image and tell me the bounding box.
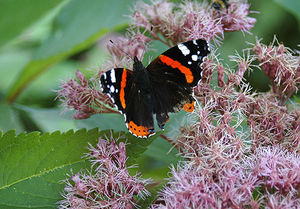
[110,69,116,83]
[110,85,115,93]
[188,61,192,65]
[178,44,190,56]
[193,40,198,45]
[103,73,107,79]
[192,55,198,61]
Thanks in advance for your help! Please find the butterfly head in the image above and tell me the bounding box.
[133,56,146,72]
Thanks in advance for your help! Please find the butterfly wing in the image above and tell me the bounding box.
[101,68,155,138]
[146,39,210,128]
[100,68,129,114]
[124,81,155,138]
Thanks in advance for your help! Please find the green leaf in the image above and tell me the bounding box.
[0,0,63,48]
[0,49,31,92]
[144,136,181,165]
[138,182,165,208]
[76,113,127,132]
[14,104,77,133]
[0,129,156,208]
[77,112,182,167]
[0,129,100,208]
[16,60,78,105]
[6,0,133,103]
[274,0,300,27]
[293,95,300,104]
[121,132,159,166]
[0,103,24,133]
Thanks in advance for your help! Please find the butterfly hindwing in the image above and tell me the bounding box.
[124,82,155,137]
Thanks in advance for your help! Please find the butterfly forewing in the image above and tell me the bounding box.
[147,39,210,120]
[100,68,131,113]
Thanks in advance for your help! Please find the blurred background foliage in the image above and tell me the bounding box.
[0,0,299,179]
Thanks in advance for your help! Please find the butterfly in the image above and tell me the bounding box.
[100,39,210,138]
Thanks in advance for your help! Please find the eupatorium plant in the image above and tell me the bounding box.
[59,136,151,208]
[57,0,300,208]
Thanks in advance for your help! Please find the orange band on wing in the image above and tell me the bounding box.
[120,69,127,109]
[159,55,194,83]
[127,121,154,137]
[183,101,195,112]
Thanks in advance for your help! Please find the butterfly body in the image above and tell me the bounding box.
[100,39,210,138]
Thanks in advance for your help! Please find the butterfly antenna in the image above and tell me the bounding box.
[109,40,134,61]
[142,26,153,59]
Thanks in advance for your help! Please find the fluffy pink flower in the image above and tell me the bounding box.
[180,1,224,43]
[57,70,118,119]
[131,0,255,45]
[106,31,151,62]
[249,146,300,194]
[217,2,256,33]
[265,192,300,209]
[246,93,300,151]
[151,161,259,209]
[59,136,151,209]
[253,37,300,104]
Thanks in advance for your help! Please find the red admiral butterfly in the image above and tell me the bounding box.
[100,39,210,138]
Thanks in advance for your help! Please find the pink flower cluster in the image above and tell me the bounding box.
[57,0,300,207]
[152,146,300,209]
[253,38,300,104]
[57,70,119,119]
[59,136,151,209]
[154,37,300,208]
[132,0,256,45]
[103,31,152,71]
[246,93,300,151]
[250,146,300,195]
[57,0,256,119]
